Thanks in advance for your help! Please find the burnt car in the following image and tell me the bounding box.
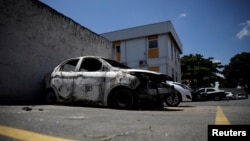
[43,56,175,109]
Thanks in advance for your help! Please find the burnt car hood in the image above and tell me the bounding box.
[119,69,171,81]
[122,69,162,74]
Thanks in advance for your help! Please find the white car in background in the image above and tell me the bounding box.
[165,81,193,106]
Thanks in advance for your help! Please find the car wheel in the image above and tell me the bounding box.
[45,90,56,104]
[196,94,202,100]
[165,91,181,107]
[113,89,135,109]
[214,95,221,101]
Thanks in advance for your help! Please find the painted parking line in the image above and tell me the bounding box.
[215,106,230,125]
[0,125,75,141]
[167,106,230,125]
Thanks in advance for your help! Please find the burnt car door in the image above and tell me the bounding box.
[53,58,80,100]
[73,58,106,103]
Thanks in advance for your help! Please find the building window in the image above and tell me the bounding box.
[113,41,121,62]
[116,46,121,62]
[148,48,159,58]
[174,46,177,64]
[148,35,159,58]
[175,72,178,82]
[148,66,159,72]
[116,46,120,53]
[176,51,180,62]
[172,68,174,81]
[171,43,174,61]
[149,40,158,48]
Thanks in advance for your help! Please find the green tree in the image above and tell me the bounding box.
[181,54,223,90]
[223,52,250,88]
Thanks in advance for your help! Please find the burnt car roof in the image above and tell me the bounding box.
[59,56,173,80]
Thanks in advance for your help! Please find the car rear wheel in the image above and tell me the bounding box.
[165,91,181,107]
[112,89,135,109]
[214,95,221,101]
[45,91,56,104]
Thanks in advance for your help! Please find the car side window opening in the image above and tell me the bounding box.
[60,59,79,72]
[80,58,102,72]
[199,89,205,92]
[207,89,215,92]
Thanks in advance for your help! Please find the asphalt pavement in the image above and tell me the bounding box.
[0,99,250,141]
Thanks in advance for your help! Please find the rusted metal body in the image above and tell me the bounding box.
[44,56,174,109]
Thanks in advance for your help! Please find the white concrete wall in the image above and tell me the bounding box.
[123,38,147,68]
[162,35,181,82]
[0,0,113,103]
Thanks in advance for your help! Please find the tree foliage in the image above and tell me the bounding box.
[181,54,223,90]
[222,52,250,88]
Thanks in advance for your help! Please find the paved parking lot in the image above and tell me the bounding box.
[0,99,250,141]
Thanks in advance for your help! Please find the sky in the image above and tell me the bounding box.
[39,0,250,66]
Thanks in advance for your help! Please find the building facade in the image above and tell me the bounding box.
[101,21,182,82]
[0,0,113,103]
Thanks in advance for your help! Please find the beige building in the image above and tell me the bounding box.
[101,21,182,82]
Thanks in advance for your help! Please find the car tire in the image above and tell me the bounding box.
[112,89,135,109]
[165,90,181,106]
[214,95,221,101]
[45,90,56,104]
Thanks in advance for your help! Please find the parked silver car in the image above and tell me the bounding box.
[225,92,236,100]
[43,56,175,109]
[166,81,192,106]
